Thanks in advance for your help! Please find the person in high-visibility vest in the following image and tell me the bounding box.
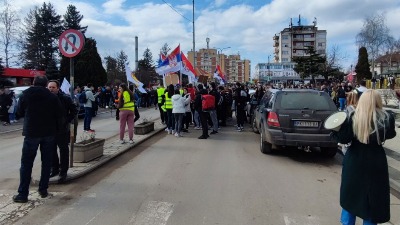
[164,84,175,134]
[157,86,165,124]
[118,83,135,144]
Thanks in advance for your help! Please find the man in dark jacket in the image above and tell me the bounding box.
[208,82,220,134]
[194,83,209,139]
[13,76,64,203]
[0,87,12,125]
[47,80,78,183]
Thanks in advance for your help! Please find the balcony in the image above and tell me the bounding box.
[273,42,279,47]
[274,48,279,53]
[273,35,279,40]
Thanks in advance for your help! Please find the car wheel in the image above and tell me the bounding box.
[260,128,272,154]
[252,115,259,134]
[320,147,337,157]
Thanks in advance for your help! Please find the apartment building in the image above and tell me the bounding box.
[187,41,251,83]
[273,18,327,63]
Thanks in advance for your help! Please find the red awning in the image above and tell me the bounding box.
[3,68,45,78]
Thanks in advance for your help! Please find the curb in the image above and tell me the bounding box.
[47,120,166,184]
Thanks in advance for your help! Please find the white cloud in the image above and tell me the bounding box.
[5,0,400,74]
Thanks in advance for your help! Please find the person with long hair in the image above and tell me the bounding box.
[345,91,358,115]
[118,83,135,144]
[165,84,175,134]
[331,90,396,225]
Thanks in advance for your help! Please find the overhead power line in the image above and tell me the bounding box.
[161,0,192,22]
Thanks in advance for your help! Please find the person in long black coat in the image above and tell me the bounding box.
[331,90,396,224]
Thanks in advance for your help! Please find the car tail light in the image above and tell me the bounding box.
[267,112,280,127]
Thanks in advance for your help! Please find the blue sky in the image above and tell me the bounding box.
[7,0,400,77]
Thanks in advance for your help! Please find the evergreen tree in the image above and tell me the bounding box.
[20,2,63,71]
[116,50,128,83]
[137,48,158,87]
[104,55,118,85]
[74,38,107,88]
[60,4,88,81]
[355,47,372,81]
[293,46,326,80]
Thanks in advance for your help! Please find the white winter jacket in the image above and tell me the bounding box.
[172,94,190,114]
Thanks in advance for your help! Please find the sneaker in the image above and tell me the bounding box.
[168,129,172,134]
[13,194,28,203]
[178,133,183,137]
[119,140,125,144]
[129,140,134,144]
[210,130,218,134]
[174,133,179,137]
[87,129,95,132]
[195,127,201,130]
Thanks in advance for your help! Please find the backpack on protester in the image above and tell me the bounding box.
[78,91,87,104]
[202,94,215,111]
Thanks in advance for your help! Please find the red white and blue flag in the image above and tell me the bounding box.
[181,52,197,82]
[213,65,225,84]
[156,45,182,75]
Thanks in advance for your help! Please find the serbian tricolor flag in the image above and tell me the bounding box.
[156,45,182,75]
[181,52,197,83]
[213,65,225,84]
[157,52,167,67]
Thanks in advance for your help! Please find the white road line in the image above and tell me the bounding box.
[128,201,174,225]
[387,155,400,172]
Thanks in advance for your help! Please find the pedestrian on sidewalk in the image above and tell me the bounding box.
[47,80,78,183]
[0,87,12,126]
[195,84,209,139]
[13,75,64,203]
[118,83,135,144]
[331,90,396,225]
[172,89,190,137]
[83,84,99,132]
[165,84,175,134]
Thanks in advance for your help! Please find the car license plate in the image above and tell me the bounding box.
[293,121,319,127]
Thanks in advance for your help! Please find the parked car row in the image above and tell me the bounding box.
[251,89,338,157]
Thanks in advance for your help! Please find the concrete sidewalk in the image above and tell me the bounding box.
[46,119,167,184]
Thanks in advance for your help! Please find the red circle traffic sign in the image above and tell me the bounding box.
[58,29,85,57]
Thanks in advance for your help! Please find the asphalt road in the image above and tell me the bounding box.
[7,123,362,225]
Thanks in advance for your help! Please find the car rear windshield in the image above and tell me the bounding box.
[278,92,334,110]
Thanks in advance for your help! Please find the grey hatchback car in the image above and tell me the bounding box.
[252,89,338,157]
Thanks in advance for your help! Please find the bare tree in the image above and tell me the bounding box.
[356,13,394,77]
[0,0,20,67]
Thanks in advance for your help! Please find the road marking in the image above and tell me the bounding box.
[128,201,173,225]
[283,213,321,225]
[387,155,400,172]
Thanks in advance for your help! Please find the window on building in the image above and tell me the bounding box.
[282,58,288,62]
[317,50,325,54]
[284,44,289,47]
[282,35,289,39]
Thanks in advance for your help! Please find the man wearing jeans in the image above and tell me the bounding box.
[83,84,99,132]
[13,75,63,203]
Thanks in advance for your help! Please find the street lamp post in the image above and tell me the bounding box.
[216,46,230,80]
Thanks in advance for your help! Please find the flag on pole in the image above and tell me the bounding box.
[157,52,167,67]
[156,45,182,75]
[125,63,136,84]
[213,65,225,85]
[60,77,71,95]
[181,52,197,80]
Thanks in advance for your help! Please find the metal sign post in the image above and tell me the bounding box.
[58,29,85,168]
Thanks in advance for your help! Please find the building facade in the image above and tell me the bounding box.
[273,18,327,63]
[187,47,251,83]
[255,62,299,83]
